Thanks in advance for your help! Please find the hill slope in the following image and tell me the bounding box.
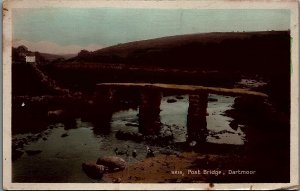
[70,31,290,77]
[40,53,76,61]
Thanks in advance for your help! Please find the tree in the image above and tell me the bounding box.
[78,49,90,59]
[16,45,28,53]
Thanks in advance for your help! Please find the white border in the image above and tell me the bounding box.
[3,0,299,190]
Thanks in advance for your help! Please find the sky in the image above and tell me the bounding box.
[12,8,290,54]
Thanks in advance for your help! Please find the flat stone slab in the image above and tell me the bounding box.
[97,83,268,98]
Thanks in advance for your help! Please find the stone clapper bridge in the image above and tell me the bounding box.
[96,83,268,143]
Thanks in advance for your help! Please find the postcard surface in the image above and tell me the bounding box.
[3,0,299,190]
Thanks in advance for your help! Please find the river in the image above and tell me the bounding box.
[12,94,246,182]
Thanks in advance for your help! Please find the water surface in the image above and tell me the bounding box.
[12,94,246,182]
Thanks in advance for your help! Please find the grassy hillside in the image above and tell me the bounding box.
[69,31,290,77]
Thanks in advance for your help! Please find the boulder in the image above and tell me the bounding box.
[82,162,106,179]
[96,156,126,172]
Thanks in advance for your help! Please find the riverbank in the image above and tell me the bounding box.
[104,143,288,183]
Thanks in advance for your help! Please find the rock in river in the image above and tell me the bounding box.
[176,96,184,100]
[61,133,69,137]
[208,97,218,102]
[82,162,106,179]
[96,156,127,172]
[167,98,177,103]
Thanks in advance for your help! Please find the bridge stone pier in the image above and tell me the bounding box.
[96,83,268,142]
[188,93,208,143]
[92,87,116,134]
[139,90,162,134]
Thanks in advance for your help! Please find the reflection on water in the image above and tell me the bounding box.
[206,94,246,145]
[12,94,246,182]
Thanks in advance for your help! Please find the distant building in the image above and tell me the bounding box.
[25,53,36,63]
